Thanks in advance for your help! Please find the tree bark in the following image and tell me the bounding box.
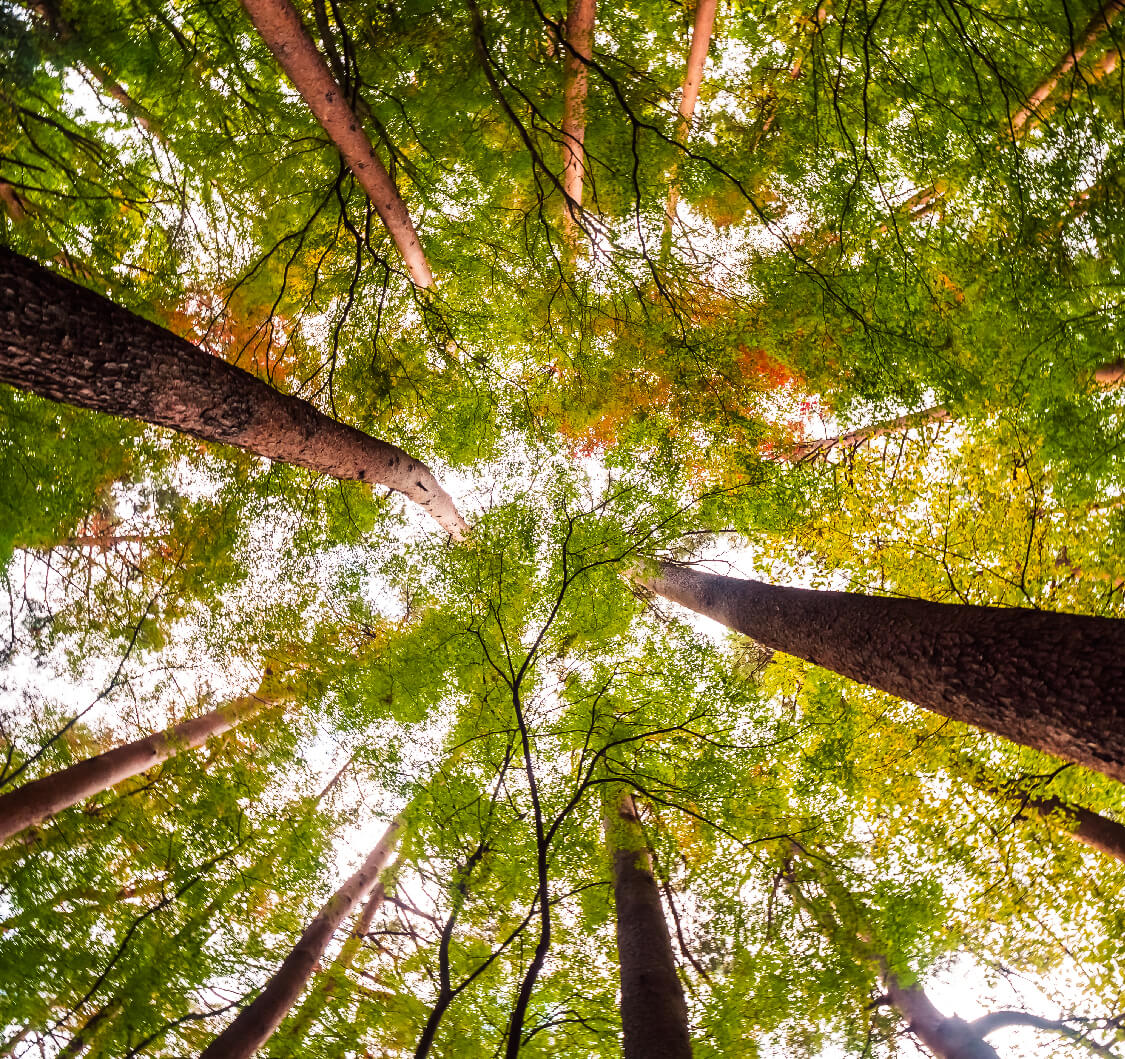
[238,0,433,287]
[1010,0,1125,132]
[281,875,391,1038]
[789,406,950,460]
[0,249,467,536]
[604,788,693,1059]
[0,681,282,846]
[662,0,718,256]
[883,973,1001,1059]
[634,561,1125,782]
[561,0,596,234]
[199,816,404,1059]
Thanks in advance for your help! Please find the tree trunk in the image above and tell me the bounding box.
[199,815,404,1059]
[0,681,283,846]
[634,561,1125,782]
[0,249,467,537]
[561,0,596,234]
[1011,0,1125,132]
[883,973,1001,1059]
[604,788,693,1059]
[238,0,433,287]
[789,406,950,460]
[281,874,391,1039]
[662,0,718,257]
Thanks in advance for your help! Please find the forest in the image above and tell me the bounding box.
[1,0,1125,1055]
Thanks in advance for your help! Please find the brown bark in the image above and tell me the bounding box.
[200,816,404,1059]
[281,873,391,1038]
[561,0,596,232]
[662,0,718,253]
[883,974,1001,1059]
[634,561,1125,782]
[0,681,283,846]
[0,181,30,223]
[0,249,467,536]
[238,0,433,287]
[604,789,693,1059]
[1010,0,1125,132]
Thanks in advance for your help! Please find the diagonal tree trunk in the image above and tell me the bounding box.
[661,0,718,259]
[0,249,467,536]
[604,787,693,1059]
[881,971,1001,1059]
[0,679,285,846]
[560,0,596,239]
[1011,0,1125,132]
[199,815,404,1059]
[238,0,433,287]
[633,561,1125,782]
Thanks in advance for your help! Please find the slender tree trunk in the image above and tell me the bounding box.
[200,816,404,1059]
[281,872,392,1039]
[238,0,433,287]
[661,0,718,258]
[604,788,693,1059]
[0,249,467,536]
[561,0,596,236]
[0,681,283,846]
[883,973,1001,1059]
[789,406,950,460]
[634,561,1125,782]
[1011,0,1125,132]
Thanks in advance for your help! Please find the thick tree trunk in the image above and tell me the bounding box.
[635,561,1125,782]
[0,249,467,536]
[238,0,433,287]
[604,788,693,1059]
[561,0,596,231]
[1011,0,1125,131]
[0,682,282,846]
[200,816,404,1059]
[281,875,391,1038]
[662,0,718,256]
[883,974,1001,1059]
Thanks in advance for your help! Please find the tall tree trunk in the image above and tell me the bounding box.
[0,681,284,846]
[237,0,433,287]
[0,249,467,536]
[661,0,718,259]
[561,0,596,238]
[604,788,693,1059]
[789,406,950,460]
[281,871,393,1039]
[1010,0,1125,132]
[199,815,404,1059]
[882,972,1001,1059]
[634,561,1125,782]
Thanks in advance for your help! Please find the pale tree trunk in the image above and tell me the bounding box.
[883,973,1001,1059]
[280,868,394,1039]
[238,0,433,287]
[0,681,285,846]
[604,788,693,1059]
[199,816,404,1059]
[661,0,718,259]
[561,0,596,241]
[1011,0,1125,132]
[634,561,1125,782]
[789,406,950,460]
[0,249,467,537]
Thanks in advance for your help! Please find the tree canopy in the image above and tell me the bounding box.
[1,0,1124,1055]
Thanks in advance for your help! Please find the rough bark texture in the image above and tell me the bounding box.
[884,974,1001,1059]
[0,249,467,536]
[662,0,718,248]
[1011,0,1125,131]
[0,684,281,846]
[238,0,433,287]
[200,817,404,1059]
[561,0,596,223]
[636,562,1125,782]
[605,789,693,1059]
